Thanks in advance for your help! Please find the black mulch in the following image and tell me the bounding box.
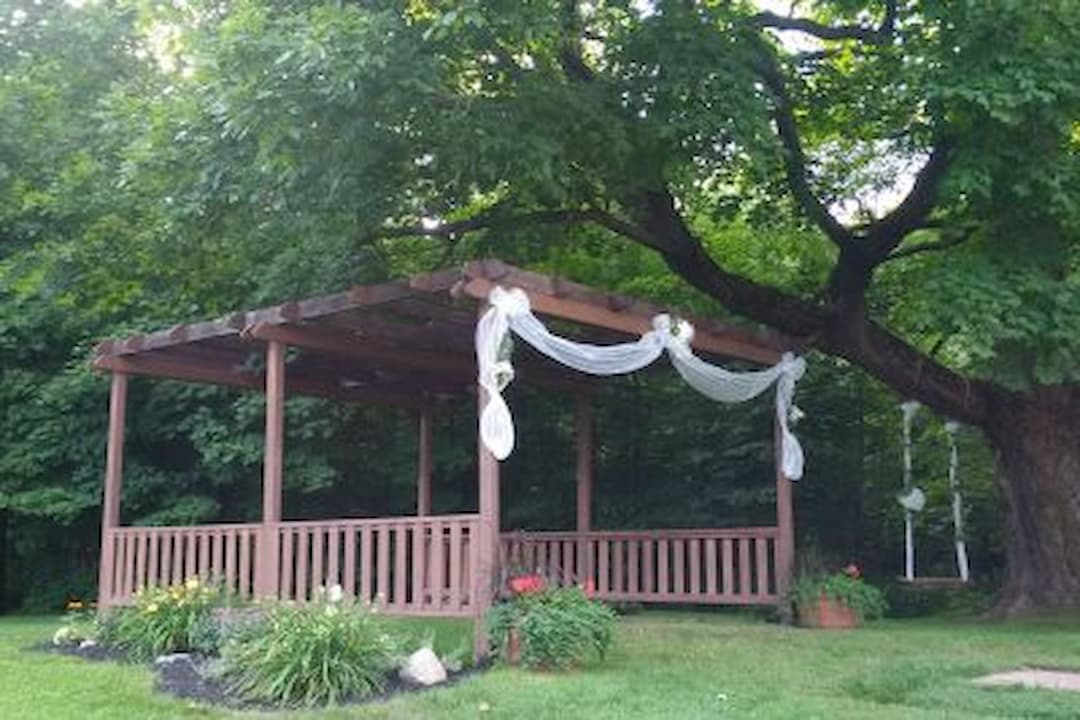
[37,641,491,711]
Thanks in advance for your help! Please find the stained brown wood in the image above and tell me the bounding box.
[343,528,357,599]
[689,539,701,595]
[312,527,325,594]
[598,539,610,594]
[756,537,770,597]
[360,525,373,604]
[449,521,463,610]
[721,538,734,595]
[394,522,407,609]
[774,417,796,602]
[377,524,390,608]
[657,539,669,596]
[412,524,425,608]
[327,526,341,589]
[295,529,309,602]
[475,352,501,657]
[238,529,252,597]
[417,406,433,516]
[431,520,445,610]
[280,529,294,599]
[97,372,128,606]
[255,341,285,598]
[705,539,718,595]
[739,538,752,599]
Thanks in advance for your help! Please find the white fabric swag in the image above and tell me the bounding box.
[475,286,807,480]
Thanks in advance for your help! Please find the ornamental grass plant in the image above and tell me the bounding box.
[219,587,400,707]
[96,577,222,660]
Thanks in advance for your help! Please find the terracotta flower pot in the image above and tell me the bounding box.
[798,594,861,629]
[506,626,523,665]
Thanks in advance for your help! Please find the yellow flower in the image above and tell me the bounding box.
[145,603,159,614]
[65,600,84,610]
[184,577,200,590]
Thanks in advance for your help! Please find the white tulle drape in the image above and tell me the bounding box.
[476,286,807,480]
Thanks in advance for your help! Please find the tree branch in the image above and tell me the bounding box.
[372,207,661,250]
[862,138,955,262]
[752,1,897,45]
[879,224,977,264]
[749,42,854,249]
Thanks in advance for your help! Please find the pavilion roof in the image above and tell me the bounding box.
[91,260,790,408]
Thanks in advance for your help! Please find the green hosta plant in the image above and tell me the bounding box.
[488,584,617,670]
[219,587,400,707]
[97,577,222,660]
[790,565,888,621]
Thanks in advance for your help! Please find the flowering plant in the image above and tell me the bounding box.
[508,573,545,595]
[488,586,616,669]
[97,576,222,659]
[790,564,887,621]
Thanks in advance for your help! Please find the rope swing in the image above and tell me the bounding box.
[897,401,971,584]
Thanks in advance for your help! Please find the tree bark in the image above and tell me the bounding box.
[986,387,1080,614]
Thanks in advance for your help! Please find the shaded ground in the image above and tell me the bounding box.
[4,612,1080,719]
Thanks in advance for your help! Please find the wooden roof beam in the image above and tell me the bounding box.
[243,322,597,393]
[93,354,425,409]
[461,261,784,365]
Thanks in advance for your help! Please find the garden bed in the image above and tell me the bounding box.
[44,640,490,710]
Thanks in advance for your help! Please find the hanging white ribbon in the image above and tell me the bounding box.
[944,420,970,582]
[476,286,807,480]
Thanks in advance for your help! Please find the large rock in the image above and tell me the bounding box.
[398,647,447,687]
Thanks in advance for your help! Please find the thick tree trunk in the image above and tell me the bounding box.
[986,388,1080,614]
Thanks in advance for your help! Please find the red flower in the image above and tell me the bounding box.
[843,563,861,579]
[583,579,596,599]
[509,574,545,595]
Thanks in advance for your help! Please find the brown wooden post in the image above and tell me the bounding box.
[473,310,501,659]
[574,393,593,582]
[255,340,285,598]
[97,372,128,607]
[774,416,795,614]
[417,404,433,516]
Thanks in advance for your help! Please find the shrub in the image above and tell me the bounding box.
[96,577,221,660]
[219,589,400,707]
[488,586,617,669]
[790,564,888,621]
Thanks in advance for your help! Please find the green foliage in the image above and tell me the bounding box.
[790,570,888,621]
[96,578,221,660]
[219,595,400,706]
[487,586,616,669]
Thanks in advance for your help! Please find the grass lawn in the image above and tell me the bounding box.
[2,611,1079,719]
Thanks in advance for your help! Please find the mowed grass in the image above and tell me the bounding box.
[2,611,1079,719]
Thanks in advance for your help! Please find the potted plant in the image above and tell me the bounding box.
[791,564,887,628]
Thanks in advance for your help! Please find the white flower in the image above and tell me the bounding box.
[327,584,344,604]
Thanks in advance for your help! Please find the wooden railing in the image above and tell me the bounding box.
[101,523,260,605]
[101,514,481,616]
[500,527,780,604]
[277,515,479,616]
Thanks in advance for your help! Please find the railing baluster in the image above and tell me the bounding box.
[296,528,309,602]
[739,537,751,600]
[344,527,357,600]
[394,522,407,610]
[448,521,463,611]
[689,538,701,597]
[705,539,718,597]
[376,523,390,609]
[280,528,294,601]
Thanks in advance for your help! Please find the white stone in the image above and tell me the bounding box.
[154,652,193,667]
[398,647,447,687]
[78,639,97,650]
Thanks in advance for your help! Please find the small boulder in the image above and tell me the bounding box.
[78,639,98,650]
[154,652,194,668]
[399,647,447,687]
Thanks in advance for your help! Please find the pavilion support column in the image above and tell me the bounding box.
[774,417,795,618]
[255,340,285,599]
[417,404,433,516]
[474,313,501,659]
[97,372,128,608]
[574,394,594,583]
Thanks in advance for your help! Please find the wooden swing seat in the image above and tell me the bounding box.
[897,576,970,588]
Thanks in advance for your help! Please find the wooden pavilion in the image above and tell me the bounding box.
[91,259,797,655]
